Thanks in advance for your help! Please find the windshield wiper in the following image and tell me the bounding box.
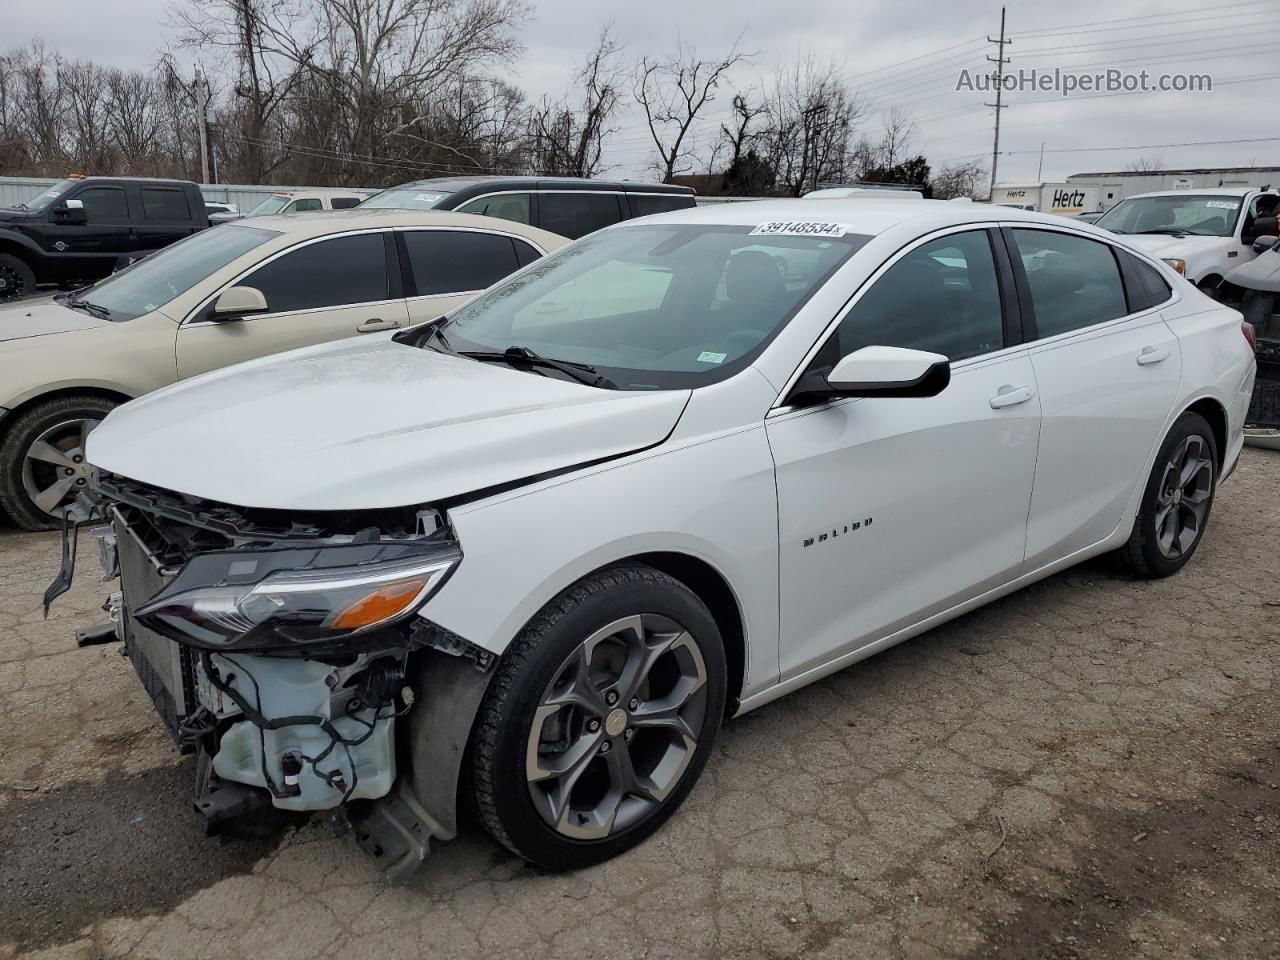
[393,315,451,351]
[461,346,617,389]
[1135,228,1190,237]
[65,299,111,319]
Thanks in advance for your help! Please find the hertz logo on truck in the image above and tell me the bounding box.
[1051,189,1088,211]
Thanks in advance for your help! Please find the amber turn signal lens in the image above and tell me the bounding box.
[331,578,429,630]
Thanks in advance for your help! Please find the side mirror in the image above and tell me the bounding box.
[212,285,269,320]
[827,346,951,397]
[55,198,87,224]
[789,346,951,405]
[1253,235,1278,254]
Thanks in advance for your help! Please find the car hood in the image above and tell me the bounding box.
[0,207,37,223]
[87,336,691,511]
[0,299,106,342]
[1121,234,1226,258]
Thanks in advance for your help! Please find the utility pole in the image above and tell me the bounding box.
[1037,141,1045,181]
[195,68,210,185]
[986,6,1010,199]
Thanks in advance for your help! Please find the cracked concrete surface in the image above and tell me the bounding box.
[1,450,1277,959]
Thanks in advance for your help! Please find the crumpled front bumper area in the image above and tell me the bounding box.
[50,475,490,878]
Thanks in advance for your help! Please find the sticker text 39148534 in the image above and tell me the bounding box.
[749,221,851,238]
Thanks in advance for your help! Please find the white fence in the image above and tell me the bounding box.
[0,176,375,213]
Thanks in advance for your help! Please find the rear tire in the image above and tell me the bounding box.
[0,253,36,303]
[470,563,726,870]
[1117,412,1218,578]
[0,394,116,531]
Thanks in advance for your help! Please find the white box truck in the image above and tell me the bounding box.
[991,182,1101,216]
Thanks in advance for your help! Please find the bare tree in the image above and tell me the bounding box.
[931,159,987,200]
[875,106,917,170]
[758,54,862,196]
[1125,156,1165,173]
[714,91,766,171]
[633,39,748,183]
[528,27,623,178]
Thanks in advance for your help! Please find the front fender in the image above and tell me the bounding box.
[422,423,781,701]
[0,227,44,260]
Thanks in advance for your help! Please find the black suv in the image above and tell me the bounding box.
[359,176,696,239]
[0,177,209,301]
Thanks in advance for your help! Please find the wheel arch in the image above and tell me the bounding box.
[1181,395,1228,470]
[625,551,748,715]
[0,385,134,446]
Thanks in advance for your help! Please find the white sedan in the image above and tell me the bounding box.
[59,199,1256,876]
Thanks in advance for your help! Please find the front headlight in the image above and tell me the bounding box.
[1163,258,1186,275]
[135,539,460,652]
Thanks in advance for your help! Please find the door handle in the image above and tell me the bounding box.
[356,318,401,333]
[1136,346,1170,366]
[989,385,1035,409]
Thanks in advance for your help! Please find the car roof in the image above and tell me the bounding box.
[231,207,568,246]
[1123,188,1263,200]
[377,176,694,196]
[263,189,369,199]
[615,197,1105,238]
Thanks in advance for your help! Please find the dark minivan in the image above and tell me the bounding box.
[359,176,696,239]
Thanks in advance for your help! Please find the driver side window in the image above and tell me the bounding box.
[825,230,1005,365]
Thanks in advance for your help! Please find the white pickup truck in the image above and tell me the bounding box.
[1095,187,1279,289]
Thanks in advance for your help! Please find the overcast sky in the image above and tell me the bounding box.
[9,0,1280,185]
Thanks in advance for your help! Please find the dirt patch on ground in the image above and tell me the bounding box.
[967,695,1280,958]
[0,764,305,951]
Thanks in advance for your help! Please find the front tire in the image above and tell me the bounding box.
[0,253,36,303]
[470,564,726,870]
[1117,412,1218,578]
[0,395,115,530]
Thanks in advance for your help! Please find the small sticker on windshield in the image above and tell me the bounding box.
[1205,200,1240,209]
[697,351,727,364]
[414,193,447,204]
[750,220,850,237]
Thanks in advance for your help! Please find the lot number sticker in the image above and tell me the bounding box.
[750,220,851,238]
[1205,200,1240,209]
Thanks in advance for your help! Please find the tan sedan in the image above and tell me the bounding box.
[0,208,567,528]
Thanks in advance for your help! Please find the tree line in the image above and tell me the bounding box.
[0,0,986,199]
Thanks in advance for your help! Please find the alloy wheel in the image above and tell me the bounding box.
[1154,434,1214,560]
[526,613,709,840]
[20,418,100,518]
[0,262,28,302]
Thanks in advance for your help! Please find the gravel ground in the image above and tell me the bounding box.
[0,449,1277,960]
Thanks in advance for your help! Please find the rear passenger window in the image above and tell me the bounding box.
[513,240,542,267]
[141,188,191,221]
[330,196,362,209]
[457,193,532,225]
[1118,250,1173,313]
[244,233,389,313]
[828,230,1005,362]
[1011,230,1128,338]
[538,193,623,239]
[75,187,130,221]
[287,198,323,213]
[402,230,521,295]
[628,194,693,218]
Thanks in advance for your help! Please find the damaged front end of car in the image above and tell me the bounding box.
[47,472,496,880]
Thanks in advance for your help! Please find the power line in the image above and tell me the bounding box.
[1013,0,1277,39]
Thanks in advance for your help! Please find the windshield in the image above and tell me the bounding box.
[1097,194,1244,237]
[20,179,78,212]
[245,195,291,217]
[68,225,278,321]
[359,188,452,211]
[438,223,870,390]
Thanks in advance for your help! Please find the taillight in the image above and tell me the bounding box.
[1242,319,1257,352]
